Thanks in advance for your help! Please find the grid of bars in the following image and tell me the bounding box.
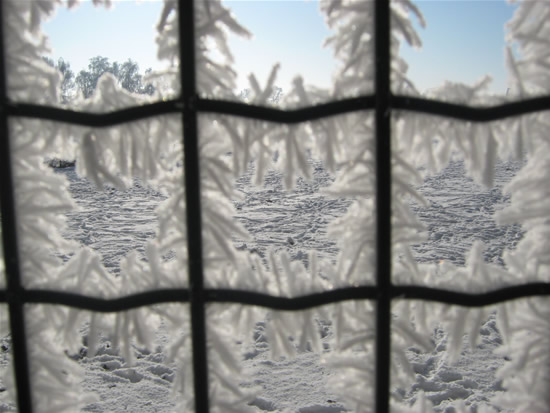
[0,1,549,412]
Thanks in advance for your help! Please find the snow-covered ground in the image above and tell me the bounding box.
[10,155,517,413]
[409,159,523,267]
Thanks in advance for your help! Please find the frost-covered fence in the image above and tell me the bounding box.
[0,1,549,412]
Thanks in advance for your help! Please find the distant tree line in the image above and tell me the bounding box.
[43,56,155,103]
[44,55,283,105]
[43,56,155,168]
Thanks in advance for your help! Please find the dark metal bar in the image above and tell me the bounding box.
[196,96,375,123]
[0,2,34,412]
[21,286,378,311]
[178,1,210,412]
[0,282,545,312]
[24,289,191,311]
[206,287,378,309]
[7,100,182,127]
[392,284,550,306]
[8,94,550,127]
[375,1,392,413]
[393,95,550,122]
[200,95,550,123]
[211,284,550,308]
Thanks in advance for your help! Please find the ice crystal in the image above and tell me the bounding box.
[322,301,376,413]
[26,305,99,413]
[493,298,550,413]
[506,0,550,97]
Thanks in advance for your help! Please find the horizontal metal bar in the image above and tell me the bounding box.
[393,95,550,122]
[5,97,373,126]
[196,96,374,123]
[0,282,547,312]
[206,287,378,309]
[6,94,550,128]
[24,289,190,311]
[6,100,182,127]
[394,283,550,306]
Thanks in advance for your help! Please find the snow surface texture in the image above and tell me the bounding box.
[0,0,549,413]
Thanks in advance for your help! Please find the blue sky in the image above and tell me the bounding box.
[42,1,165,75]
[400,0,517,94]
[42,0,517,95]
[223,0,335,91]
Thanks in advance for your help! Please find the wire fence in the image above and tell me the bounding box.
[0,1,549,412]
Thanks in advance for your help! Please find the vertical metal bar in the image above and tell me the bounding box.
[178,1,210,412]
[0,2,34,412]
[374,1,392,413]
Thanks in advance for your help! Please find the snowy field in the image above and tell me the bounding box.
[5,156,517,413]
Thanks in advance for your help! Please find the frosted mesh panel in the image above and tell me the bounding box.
[391,0,539,104]
[5,1,176,109]
[25,304,192,413]
[391,299,550,413]
[390,111,550,290]
[206,302,375,413]
[199,1,374,107]
[198,113,375,293]
[9,116,187,294]
[0,305,16,412]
